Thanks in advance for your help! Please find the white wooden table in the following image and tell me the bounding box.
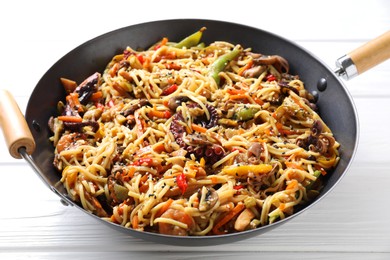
[1,0,389,259]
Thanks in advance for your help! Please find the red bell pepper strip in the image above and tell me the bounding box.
[131,158,154,167]
[266,74,277,82]
[176,172,188,195]
[162,84,178,95]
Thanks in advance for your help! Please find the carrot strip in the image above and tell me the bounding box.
[264,128,273,136]
[238,59,253,76]
[66,93,84,112]
[227,88,246,95]
[212,202,245,234]
[154,37,169,50]
[139,183,149,193]
[139,174,150,193]
[57,115,83,122]
[229,94,248,100]
[285,161,303,170]
[191,124,207,133]
[132,215,139,229]
[90,91,103,102]
[152,143,166,153]
[276,122,296,135]
[286,179,299,190]
[142,56,151,70]
[109,63,119,77]
[251,96,264,105]
[148,109,171,119]
[155,198,174,218]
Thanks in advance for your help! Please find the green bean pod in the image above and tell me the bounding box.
[174,27,206,49]
[209,46,241,86]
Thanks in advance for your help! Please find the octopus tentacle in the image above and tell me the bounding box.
[170,103,224,165]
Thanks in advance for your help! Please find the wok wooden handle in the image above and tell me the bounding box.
[0,90,36,159]
[348,30,390,75]
[336,31,390,80]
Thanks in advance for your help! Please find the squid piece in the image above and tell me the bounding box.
[234,208,255,231]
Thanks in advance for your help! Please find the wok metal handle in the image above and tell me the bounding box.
[335,30,390,80]
[0,89,36,159]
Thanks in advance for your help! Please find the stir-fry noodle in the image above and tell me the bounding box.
[49,28,339,236]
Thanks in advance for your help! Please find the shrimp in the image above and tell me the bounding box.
[158,209,194,236]
[56,133,87,153]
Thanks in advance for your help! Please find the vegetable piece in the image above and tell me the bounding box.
[57,115,83,122]
[154,37,168,50]
[209,46,241,85]
[222,164,272,178]
[131,158,154,167]
[285,161,303,170]
[191,124,207,133]
[286,179,299,191]
[212,202,245,234]
[237,59,254,76]
[114,183,129,202]
[243,196,257,208]
[162,84,178,95]
[233,185,244,190]
[218,118,238,127]
[176,172,188,195]
[148,108,171,119]
[66,93,84,113]
[174,27,206,49]
[235,107,259,121]
[317,152,337,169]
[132,215,139,229]
[60,78,78,93]
[90,91,103,102]
[266,74,277,82]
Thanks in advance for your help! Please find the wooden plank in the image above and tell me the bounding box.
[1,252,389,260]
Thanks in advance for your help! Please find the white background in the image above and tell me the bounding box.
[0,0,389,259]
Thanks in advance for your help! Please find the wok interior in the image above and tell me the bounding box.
[24,19,358,244]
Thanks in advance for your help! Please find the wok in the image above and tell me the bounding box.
[0,19,389,246]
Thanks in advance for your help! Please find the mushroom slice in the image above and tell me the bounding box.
[197,187,219,212]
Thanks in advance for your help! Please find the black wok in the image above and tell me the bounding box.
[1,19,388,246]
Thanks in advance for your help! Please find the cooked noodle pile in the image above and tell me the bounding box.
[49,28,339,236]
